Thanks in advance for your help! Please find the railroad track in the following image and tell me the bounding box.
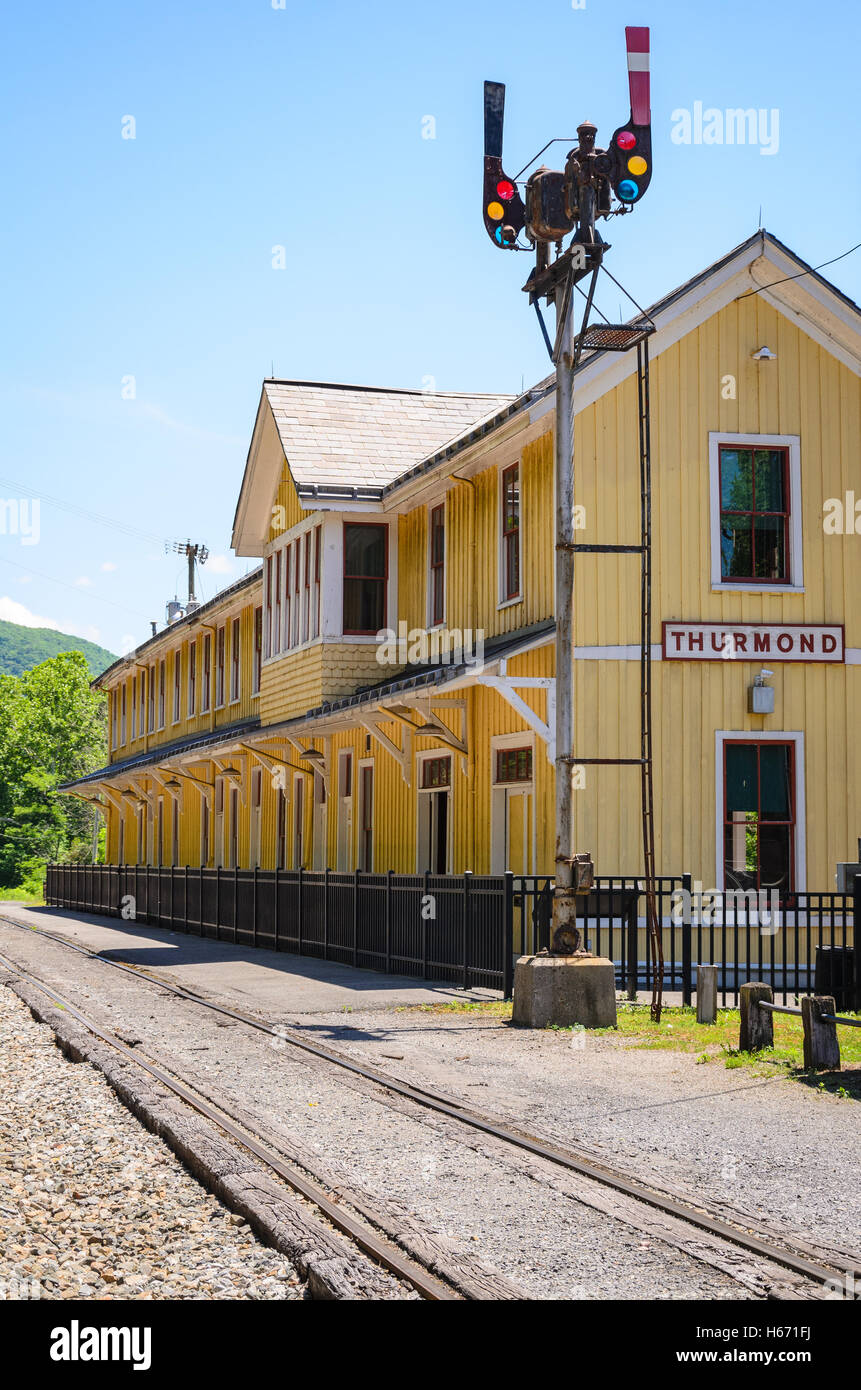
[2,912,859,1300]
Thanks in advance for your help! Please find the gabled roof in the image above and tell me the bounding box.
[232,231,861,552]
[231,381,513,553]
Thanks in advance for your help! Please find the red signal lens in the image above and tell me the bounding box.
[616,130,636,150]
[496,179,516,200]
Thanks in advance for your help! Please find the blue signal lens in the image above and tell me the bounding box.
[494,226,504,244]
[618,179,639,201]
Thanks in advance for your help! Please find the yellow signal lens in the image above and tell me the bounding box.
[487,201,504,220]
[627,155,647,176]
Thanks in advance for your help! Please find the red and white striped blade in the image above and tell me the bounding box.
[625,25,650,126]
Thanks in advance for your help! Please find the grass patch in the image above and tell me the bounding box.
[399,997,861,1087]
[0,887,44,905]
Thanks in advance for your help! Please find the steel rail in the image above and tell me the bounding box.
[0,948,458,1303]
[2,914,858,1292]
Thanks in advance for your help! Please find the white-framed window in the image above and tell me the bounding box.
[714,731,806,892]
[709,433,803,593]
[230,616,241,703]
[158,660,166,730]
[120,684,126,745]
[428,502,445,628]
[250,767,262,867]
[499,462,521,606]
[357,759,374,871]
[173,650,181,723]
[188,640,197,717]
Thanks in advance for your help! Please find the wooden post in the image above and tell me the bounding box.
[696,964,718,1024]
[739,981,773,1052]
[802,994,841,1072]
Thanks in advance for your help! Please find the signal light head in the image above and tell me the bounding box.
[487,201,504,220]
[616,130,636,151]
[496,179,516,200]
[627,155,647,176]
[618,179,639,201]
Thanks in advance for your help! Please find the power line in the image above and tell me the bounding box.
[737,241,861,300]
[0,475,165,546]
[0,554,151,621]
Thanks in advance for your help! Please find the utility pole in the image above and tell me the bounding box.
[483,27,665,1019]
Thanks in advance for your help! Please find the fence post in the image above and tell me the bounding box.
[503,871,514,999]
[233,864,238,944]
[353,869,359,968]
[215,865,221,940]
[739,981,773,1052]
[324,867,329,962]
[199,865,203,936]
[802,995,841,1072]
[297,866,303,956]
[274,865,280,951]
[422,870,430,980]
[385,870,393,975]
[252,865,258,949]
[626,896,638,1001]
[854,875,861,1012]
[462,871,471,991]
[696,964,718,1024]
[681,872,693,1007]
[184,865,188,933]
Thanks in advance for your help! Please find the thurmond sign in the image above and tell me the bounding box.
[662,622,845,662]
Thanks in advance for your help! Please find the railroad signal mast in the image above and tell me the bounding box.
[482,28,665,1018]
[165,539,209,614]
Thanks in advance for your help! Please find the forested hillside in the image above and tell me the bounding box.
[0,619,116,677]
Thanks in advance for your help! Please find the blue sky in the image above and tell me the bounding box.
[1,0,858,656]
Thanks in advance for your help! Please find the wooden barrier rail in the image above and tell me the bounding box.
[739,980,860,1071]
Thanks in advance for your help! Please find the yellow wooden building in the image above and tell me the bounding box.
[67,231,861,896]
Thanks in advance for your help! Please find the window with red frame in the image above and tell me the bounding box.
[230,617,240,701]
[719,446,790,583]
[252,607,262,693]
[723,741,794,893]
[421,755,450,788]
[496,746,532,783]
[430,504,445,625]
[501,464,520,599]
[343,524,387,633]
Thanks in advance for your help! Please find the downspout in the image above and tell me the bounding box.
[450,470,477,871]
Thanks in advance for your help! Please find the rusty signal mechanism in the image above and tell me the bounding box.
[481,27,666,1020]
[482,26,652,252]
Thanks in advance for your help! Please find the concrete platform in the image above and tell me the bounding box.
[0,904,498,1015]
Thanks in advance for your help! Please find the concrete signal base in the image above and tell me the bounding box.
[512,954,617,1029]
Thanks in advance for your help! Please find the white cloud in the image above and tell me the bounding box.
[206,554,235,575]
[0,596,100,643]
[119,633,138,653]
[100,561,117,572]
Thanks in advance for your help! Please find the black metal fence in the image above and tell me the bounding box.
[512,875,859,1007]
[45,863,510,993]
[44,864,859,1007]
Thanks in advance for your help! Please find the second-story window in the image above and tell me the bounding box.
[501,463,520,601]
[188,641,197,716]
[430,504,445,626]
[293,535,301,646]
[158,660,165,729]
[719,445,789,583]
[343,523,387,634]
[148,664,155,732]
[311,525,321,639]
[130,678,136,741]
[173,651,181,723]
[120,683,127,745]
[253,607,262,694]
[284,544,292,649]
[202,634,211,712]
[273,551,282,655]
[215,626,225,707]
[230,617,240,702]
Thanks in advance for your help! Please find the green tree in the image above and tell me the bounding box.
[0,651,106,887]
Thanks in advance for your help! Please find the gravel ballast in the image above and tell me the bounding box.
[0,984,305,1301]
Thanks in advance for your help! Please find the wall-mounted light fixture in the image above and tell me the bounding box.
[752,345,777,361]
[748,667,775,714]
